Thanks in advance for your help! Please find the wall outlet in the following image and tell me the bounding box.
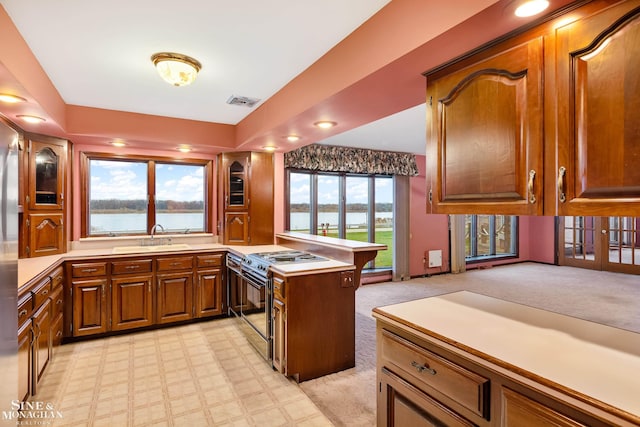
[428,250,442,268]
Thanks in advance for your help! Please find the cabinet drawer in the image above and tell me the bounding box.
[49,266,64,290]
[17,295,33,327]
[111,259,153,275]
[273,276,285,301]
[71,262,107,278]
[50,285,64,319]
[196,254,223,268]
[157,256,193,271]
[32,279,52,309]
[381,329,490,419]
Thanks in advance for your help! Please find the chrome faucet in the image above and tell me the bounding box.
[150,223,165,240]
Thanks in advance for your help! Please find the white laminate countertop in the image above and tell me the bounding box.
[277,231,387,252]
[373,291,640,419]
[18,242,353,290]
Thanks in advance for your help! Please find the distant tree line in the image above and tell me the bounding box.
[91,199,203,212]
[290,203,392,213]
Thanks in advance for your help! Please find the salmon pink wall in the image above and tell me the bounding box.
[410,155,450,277]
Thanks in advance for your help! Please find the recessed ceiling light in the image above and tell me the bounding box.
[314,121,337,129]
[17,114,46,124]
[514,0,549,17]
[286,135,301,142]
[262,146,277,152]
[178,145,192,153]
[111,139,126,147]
[0,93,26,103]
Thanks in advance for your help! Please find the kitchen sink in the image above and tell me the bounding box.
[112,243,192,254]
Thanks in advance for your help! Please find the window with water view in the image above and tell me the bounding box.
[85,156,209,236]
[288,171,392,270]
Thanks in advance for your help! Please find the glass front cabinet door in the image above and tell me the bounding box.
[28,140,66,211]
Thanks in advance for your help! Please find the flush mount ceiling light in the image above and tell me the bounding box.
[111,139,126,147]
[262,146,277,152]
[285,135,301,142]
[314,121,337,129]
[17,114,46,124]
[513,0,549,17]
[177,145,192,153]
[151,52,202,87]
[0,93,26,103]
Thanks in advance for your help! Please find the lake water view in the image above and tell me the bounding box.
[90,211,393,234]
[90,213,205,234]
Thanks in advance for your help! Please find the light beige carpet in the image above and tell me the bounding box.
[300,262,640,427]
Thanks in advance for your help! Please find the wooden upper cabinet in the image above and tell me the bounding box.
[426,37,544,215]
[555,1,640,215]
[27,139,66,211]
[218,151,273,245]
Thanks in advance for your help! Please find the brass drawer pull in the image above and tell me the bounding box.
[41,289,49,296]
[125,265,140,269]
[56,331,63,337]
[56,299,63,305]
[82,268,98,273]
[18,309,28,317]
[411,361,437,376]
[558,166,567,203]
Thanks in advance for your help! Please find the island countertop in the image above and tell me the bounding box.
[372,291,640,421]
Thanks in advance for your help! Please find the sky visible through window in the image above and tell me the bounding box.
[90,160,204,201]
[289,173,392,204]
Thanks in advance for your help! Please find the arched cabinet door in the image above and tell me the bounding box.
[555,1,640,215]
[28,140,66,211]
[426,37,544,215]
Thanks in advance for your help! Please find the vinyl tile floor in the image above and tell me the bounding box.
[35,318,334,426]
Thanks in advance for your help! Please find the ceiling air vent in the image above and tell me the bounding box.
[226,95,261,108]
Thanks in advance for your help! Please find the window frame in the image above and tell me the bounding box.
[286,168,393,271]
[465,214,519,263]
[80,152,213,237]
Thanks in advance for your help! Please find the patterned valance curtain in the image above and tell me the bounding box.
[284,144,418,176]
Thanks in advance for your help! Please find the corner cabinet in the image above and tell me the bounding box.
[218,152,274,245]
[21,134,69,257]
[426,36,544,215]
[425,0,640,216]
[554,0,640,215]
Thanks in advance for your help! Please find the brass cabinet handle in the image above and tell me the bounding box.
[528,170,536,204]
[82,268,98,273]
[18,309,28,317]
[125,265,140,269]
[41,289,49,296]
[558,166,567,203]
[411,361,437,376]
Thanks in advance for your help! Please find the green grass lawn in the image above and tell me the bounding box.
[322,229,393,268]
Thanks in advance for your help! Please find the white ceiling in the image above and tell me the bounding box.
[0,0,437,153]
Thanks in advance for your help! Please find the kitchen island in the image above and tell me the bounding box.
[373,291,640,426]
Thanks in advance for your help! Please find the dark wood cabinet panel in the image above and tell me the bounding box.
[157,272,193,324]
[72,278,108,336]
[32,298,51,395]
[27,213,64,257]
[17,320,32,402]
[224,212,249,244]
[218,152,273,245]
[195,269,223,318]
[21,135,68,258]
[272,298,286,375]
[273,269,356,382]
[426,37,544,215]
[378,367,475,427]
[111,275,154,331]
[555,0,640,215]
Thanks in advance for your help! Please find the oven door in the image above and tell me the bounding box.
[238,269,272,361]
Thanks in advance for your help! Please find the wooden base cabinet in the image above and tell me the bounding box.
[111,275,154,331]
[271,269,356,382]
[156,256,194,324]
[72,278,108,336]
[375,318,639,427]
[17,319,32,402]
